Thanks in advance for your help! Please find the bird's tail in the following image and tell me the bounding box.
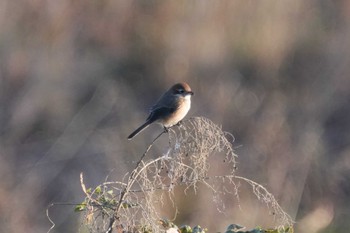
[127,121,152,140]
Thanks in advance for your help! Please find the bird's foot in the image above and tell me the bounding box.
[163,126,169,133]
[175,120,183,127]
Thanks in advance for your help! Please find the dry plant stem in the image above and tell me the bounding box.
[77,117,292,233]
[232,175,294,226]
[107,130,166,233]
[81,173,103,206]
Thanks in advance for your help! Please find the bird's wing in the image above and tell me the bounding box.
[146,105,176,122]
[150,92,180,112]
[147,93,180,122]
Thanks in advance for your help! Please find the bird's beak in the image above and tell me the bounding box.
[187,91,194,96]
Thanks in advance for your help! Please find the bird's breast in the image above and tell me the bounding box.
[161,98,191,127]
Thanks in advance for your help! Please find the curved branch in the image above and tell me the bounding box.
[107,130,166,233]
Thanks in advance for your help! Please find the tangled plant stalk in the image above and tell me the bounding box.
[74,117,293,233]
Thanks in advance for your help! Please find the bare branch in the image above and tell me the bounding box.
[72,117,293,233]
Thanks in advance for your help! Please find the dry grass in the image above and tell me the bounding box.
[69,117,293,233]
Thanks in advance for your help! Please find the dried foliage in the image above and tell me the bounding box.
[70,117,293,233]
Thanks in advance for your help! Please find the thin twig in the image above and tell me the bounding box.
[107,130,166,233]
[46,203,55,233]
[73,117,293,233]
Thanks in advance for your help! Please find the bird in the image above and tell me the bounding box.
[128,82,194,140]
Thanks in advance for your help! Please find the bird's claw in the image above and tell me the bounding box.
[175,120,183,126]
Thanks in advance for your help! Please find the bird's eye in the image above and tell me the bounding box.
[177,89,184,94]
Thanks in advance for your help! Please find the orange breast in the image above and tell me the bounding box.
[160,98,191,127]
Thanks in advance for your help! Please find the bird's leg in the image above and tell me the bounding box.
[164,121,182,133]
[175,120,183,127]
[163,126,169,133]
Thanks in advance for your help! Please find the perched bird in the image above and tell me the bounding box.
[128,82,194,140]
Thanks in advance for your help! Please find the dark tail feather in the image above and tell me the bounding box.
[127,121,151,140]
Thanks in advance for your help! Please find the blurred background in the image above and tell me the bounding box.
[1,1,350,232]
